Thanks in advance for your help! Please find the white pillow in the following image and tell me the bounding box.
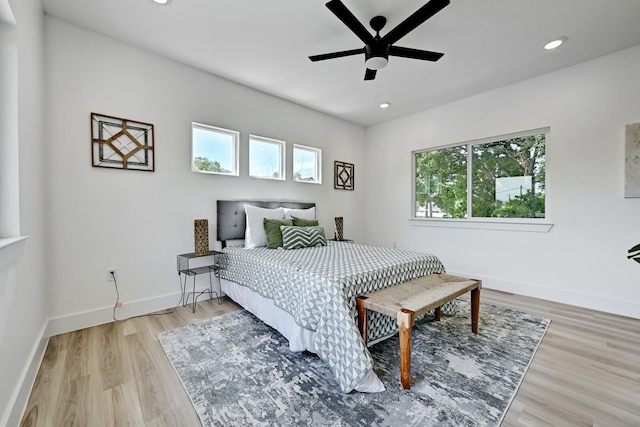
[283,206,316,220]
[244,204,285,248]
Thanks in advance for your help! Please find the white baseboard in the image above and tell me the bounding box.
[6,288,216,426]
[2,321,48,427]
[46,288,209,337]
[448,270,640,320]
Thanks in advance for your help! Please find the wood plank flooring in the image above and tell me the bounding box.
[19,290,640,426]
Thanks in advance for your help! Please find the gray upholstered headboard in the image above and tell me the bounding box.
[216,200,316,246]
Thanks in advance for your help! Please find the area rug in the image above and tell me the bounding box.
[158,300,549,426]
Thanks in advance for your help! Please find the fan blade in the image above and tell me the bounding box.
[364,68,377,80]
[326,0,376,45]
[309,48,364,62]
[389,46,444,61]
[382,0,450,45]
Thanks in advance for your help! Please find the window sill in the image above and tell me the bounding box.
[0,236,28,269]
[409,219,553,233]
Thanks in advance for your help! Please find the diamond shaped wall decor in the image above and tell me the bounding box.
[91,113,155,171]
[334,160,354,190]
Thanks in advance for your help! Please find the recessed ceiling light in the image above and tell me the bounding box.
[152,0,172,5]
[543,37,567,50]
[380,102,391,109]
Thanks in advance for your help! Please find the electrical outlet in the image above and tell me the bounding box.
[393,242,398,249]
[106,268,118,282]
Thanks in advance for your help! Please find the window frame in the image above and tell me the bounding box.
[292,144,322,184]
[191,122,239,176]
[411,127,552,232]
[0,15,19,239]
[249,134,286,181]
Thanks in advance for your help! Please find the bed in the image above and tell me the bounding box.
[216,200,455,393]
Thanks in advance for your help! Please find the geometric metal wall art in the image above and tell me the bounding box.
[334,160,354,190]
[91,112,155,171]
[625,122,640,198]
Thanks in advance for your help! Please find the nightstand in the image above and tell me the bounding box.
[177,250,228,312]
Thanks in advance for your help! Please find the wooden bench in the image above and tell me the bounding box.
[356,273,481,389]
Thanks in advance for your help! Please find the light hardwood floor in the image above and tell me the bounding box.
[19,289,640,427]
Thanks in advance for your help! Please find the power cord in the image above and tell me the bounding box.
[110,271,184,323]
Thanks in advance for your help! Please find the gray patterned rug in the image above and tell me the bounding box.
[158,300,549,426]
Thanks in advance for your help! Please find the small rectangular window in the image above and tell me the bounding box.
[249,134,285,180]
[414,128,548,221]
[293,144,322,184]
[192,123,239,176]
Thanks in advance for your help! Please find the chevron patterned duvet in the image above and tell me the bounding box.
[219,241,448,392]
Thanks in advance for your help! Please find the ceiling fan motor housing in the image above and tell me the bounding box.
[365,43,390,69]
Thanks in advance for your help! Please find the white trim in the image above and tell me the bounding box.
[0,235,28,249]
[191,122,240,176]
[412,127,550,154]
[293,144,322,184]
[410,218,553,233]
[2,321,48,427]
[448,270,640,320]
[46,288,201,337]
[412,127,550,222]
[0,236,28,269]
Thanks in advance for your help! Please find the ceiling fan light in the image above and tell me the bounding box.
[365,56,388,70]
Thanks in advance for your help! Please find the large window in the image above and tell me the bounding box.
[293,144,322,184]
[249,134,285,180]
[191,123,239,176]
[414,128,548,221]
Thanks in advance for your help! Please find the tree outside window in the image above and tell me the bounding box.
[191,123,239,176]
[414,129,547,220]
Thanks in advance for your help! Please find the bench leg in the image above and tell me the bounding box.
[398,308,415,389]
[356,296,368,344]
[471,287,480,334]
[435,306,441,321]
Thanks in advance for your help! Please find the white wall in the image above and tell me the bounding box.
[365,44,640,319]
[44,16,366,334]
[0,0,48,425]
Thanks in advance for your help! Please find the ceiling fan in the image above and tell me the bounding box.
[309,0,450,80]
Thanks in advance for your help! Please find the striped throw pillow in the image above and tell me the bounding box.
[281,225,327,250]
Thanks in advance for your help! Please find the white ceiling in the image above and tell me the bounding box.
[41,0,640,127]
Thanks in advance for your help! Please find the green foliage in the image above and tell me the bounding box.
[494,192,545,218]
[628,243,640,264]
[193,156,230,173]
[415,146,467,218]
[472,134,545,218]
[415,133,546,219]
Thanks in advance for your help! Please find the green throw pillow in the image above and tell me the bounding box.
[281,225,327,250]
[291,216,319,227]
[263,218,293,249]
